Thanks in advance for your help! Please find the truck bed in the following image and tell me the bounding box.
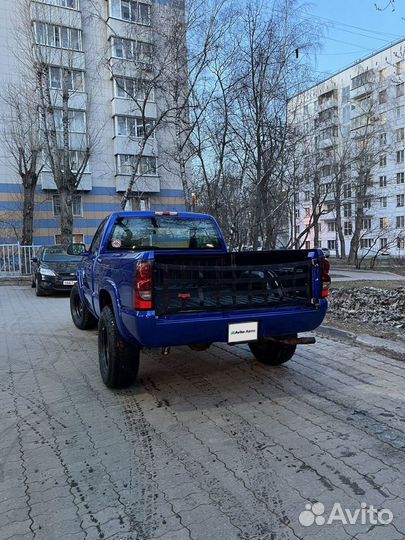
[153,250,314,316]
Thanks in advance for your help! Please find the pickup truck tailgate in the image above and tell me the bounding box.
[153,251,315,316]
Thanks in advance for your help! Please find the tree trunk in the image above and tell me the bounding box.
[59,188,73,246]
[348,208,363,264]
[335,201,346,259]
[21,178,36,245]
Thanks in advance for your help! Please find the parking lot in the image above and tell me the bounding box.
[0,285,404,540]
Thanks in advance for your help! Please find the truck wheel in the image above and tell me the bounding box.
[70,284,97,330]
[98,306,140,388]
[249,336,297,365]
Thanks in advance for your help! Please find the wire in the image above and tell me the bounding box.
[322,36,377,51]
[306,14,403,40]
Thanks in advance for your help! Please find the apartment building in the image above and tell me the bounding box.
[289,39,405,258]
[0,0,186,245]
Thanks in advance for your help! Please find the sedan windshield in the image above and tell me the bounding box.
[108,217,222,250]
[42,246,83,262]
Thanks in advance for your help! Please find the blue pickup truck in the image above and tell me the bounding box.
[69,211,330,388]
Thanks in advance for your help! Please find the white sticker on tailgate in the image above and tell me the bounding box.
[228,322,258,343]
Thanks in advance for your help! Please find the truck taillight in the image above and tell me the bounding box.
[321,258,331,298]
[134,261,153,310]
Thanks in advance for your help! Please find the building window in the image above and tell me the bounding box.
[343,184,352,198]
[397,194,404,207]
[396,216,405,228]
[344,221,352,235]
[397,105,405,119]
[396,83,404,98]
[327,240,336,250]
[380,196,387,208]
[363,198,371,209]
[49,66,84,91]
[327,221,336,232]
[378,89,387,104]
[295,225,300,236]
[351,71,372,90]
[305,241,310,249]
[397,128,404,142]
[379,176,387,187]
[34,22,82,51]
[379,217,388,229]
[111,36,152,62]
[113,77,154,101]
[379,133,387,146]
[380,238,387,250]
[125,197,150,211]
[116,154,157,175]
[397,150,404,164]
[362,218,371,230]
[379,155,387,167]
[38,0,79,8]
[343,203,351,217]
[53,109,86,134]
[360,238,372,249]
[304,191,310,202]
[55,233,84,244]
[397,238,405,249]
[110,0,151,25]
[115,116,155,138]
[53,194,82,216]
[397,172,404,184]
[305,207,310,217]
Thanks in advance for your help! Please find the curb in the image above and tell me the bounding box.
[0,277,31,286]
[316,325,405,362]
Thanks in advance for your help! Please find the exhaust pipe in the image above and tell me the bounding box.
[265,337,316,346]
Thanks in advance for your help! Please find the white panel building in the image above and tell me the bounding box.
[288,39,405,259]
[0,0,186,245]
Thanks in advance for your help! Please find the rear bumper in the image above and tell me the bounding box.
[119,301,328,347]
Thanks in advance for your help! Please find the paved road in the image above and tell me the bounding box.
[331,269,404,282]
[1,286,404,540]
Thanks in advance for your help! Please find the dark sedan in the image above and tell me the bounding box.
[31,245,83,296]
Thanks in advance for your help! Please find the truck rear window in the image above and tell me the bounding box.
[108,217,222,251]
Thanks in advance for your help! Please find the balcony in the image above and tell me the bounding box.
[111,97,156,119]
[115,175,160,193]
[40,171,92,191]
[31,2,82,28]
[350,70,375,99]
[113,136,156,156]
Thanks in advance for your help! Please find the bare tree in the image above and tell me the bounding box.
[16,0,96,245]
[1,83,43,244]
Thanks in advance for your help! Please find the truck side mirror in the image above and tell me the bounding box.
[67,243,87,255]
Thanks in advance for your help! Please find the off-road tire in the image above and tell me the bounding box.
[70,283,98,330]
[249,335,297,365]
[98,306,140,388]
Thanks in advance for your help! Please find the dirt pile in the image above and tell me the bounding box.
[327,286,405,330]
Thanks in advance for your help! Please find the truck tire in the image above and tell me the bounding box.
[98,306,140,388]
[70,283,97,330]
[249,336,297,365]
